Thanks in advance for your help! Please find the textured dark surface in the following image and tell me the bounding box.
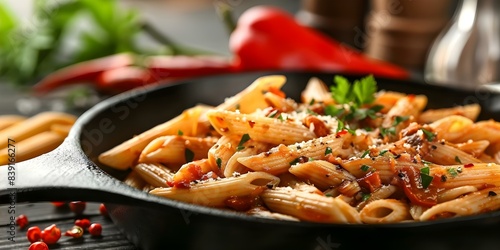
[0,202,136,249]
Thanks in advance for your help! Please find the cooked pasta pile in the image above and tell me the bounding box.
[98,75,500,224]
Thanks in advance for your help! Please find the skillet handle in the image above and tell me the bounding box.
[0,138,154,205]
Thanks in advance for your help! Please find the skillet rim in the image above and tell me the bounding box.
[70,70,500,229]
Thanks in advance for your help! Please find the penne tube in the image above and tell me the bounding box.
[458,120,500,144]
[455,140,490,158]
[123,170,147,190]
[418,104,481,124]
[150,172,280,207]
[0,115,26,131]
[300,77,333,105]
[207,136,239,174]
[420,187,500,221]
[238,134,347,175]
[429,115,474,142]
[263,92,297,112]
[133,163,174,187]
[430,163,500,190]
[213,75,286,114]
[0,131,66,165]
[0,112,75,149]
[170,159,219,187]
[138,135,218,165]
[50,123,73,137]
[99,105,209,170]
[437,186,478,203]
[289,160,356,190]
[261,187,361,223]
[206,110,316,145]
[360,199,411,224]
[224,140,270,177]
[247,206,300,221]
[423,142,482,165]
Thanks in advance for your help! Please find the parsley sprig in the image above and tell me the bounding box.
[326,75,382,123]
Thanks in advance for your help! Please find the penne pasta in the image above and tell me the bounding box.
[0,115,26,131]
[150,172,279,207]
[0,131,66,165]
[100,74,500,224]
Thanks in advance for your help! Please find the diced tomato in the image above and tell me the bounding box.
[398,165,438,207]
[357,171,382,193]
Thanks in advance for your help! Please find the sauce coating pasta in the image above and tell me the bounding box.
[99,75,500,224]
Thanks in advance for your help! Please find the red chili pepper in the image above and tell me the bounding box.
[229,6,409,79]
[95,66,156,94]
[41,224,61,245]
[26,226,42,243]
[16,214,29,230]
[33,53,135,94]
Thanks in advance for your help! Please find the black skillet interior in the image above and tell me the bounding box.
[3,71,500,250]
[74,71,500,250]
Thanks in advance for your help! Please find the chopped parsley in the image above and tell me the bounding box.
[420,166,433,189]
[361,150,370,158]
[421,128,436,142]
[216,157,222,169]
[325,105,344,117]
[360,165,370,172]
[177,130,184,136]
[454,156,462,164]
[289,157,300,166]
[380,127,396,137]
[307,109,319,116]
[392,116,409,126]
[325,147,333,156]
[278,114,285,121]
[184,148,194,162]
[361,193,371,202]
[309,98,316,106]
[379,149,389,156]
[268,110,279,118]
[447,168,459,177]
[236,134,251,151]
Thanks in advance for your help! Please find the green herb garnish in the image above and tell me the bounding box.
[421,128,436,142]
[392,116,409,126]
[325,147,333,156]
[236,134,251,151]
[454,156,462,164]
[420,167,433,189]
[447,168,458,177]
[379,149,389,156]
[361,150,370,158]
[360,165,370,172]
[216,157,222,169]
[177,130,183,136]
[361,193,371,201]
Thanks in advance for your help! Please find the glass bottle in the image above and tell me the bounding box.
[425,0,500,89]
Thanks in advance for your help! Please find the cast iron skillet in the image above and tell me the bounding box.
[2,71,500,250]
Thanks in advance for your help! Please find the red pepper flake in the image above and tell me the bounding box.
[336,130,348,138]
[464,163,474,168]
[16,214,29,230]
[248,120,256,128]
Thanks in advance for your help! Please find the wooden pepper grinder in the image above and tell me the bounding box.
[296,0,368,50]
[364,0,454,72]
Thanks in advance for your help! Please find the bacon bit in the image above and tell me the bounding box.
[357,171,382,193]
[268,86,286,98]
[304,116,329,137]
[248,120,256,128]
[464,163,474,168]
